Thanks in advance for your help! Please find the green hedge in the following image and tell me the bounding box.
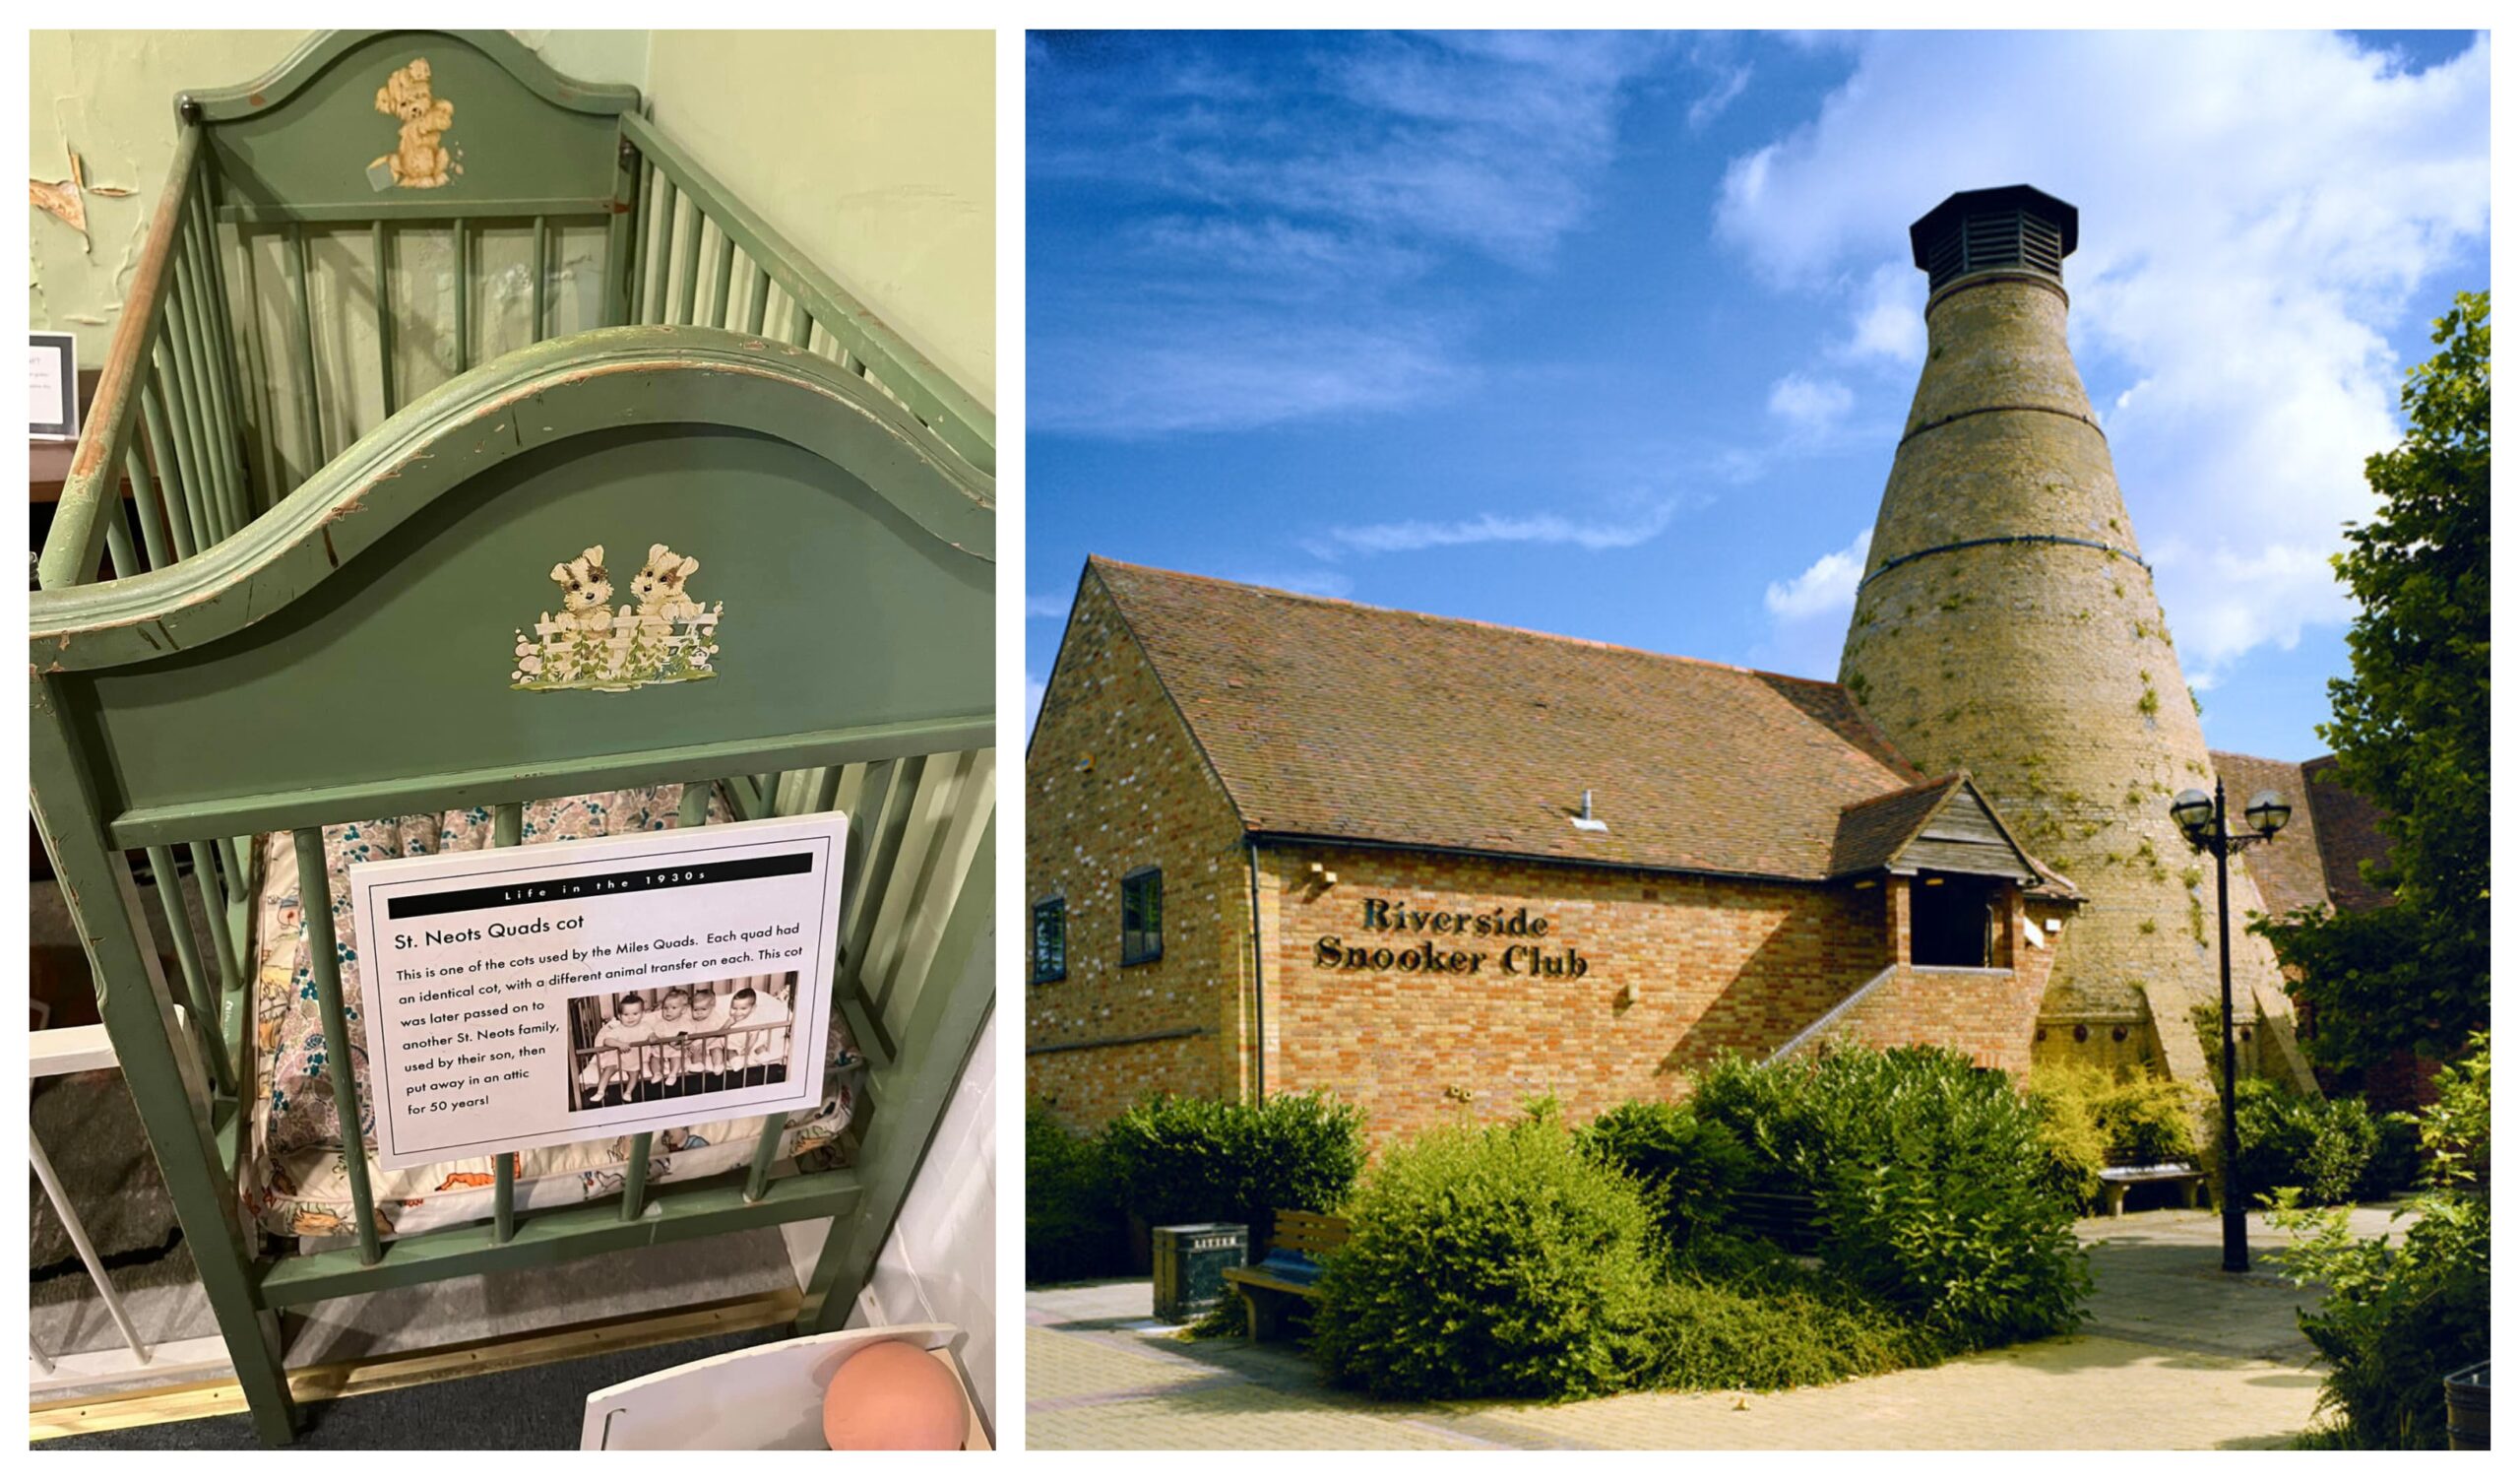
[1311,1113,1666,1401]
[1025,1101,1126,1283]
[1575,1099,1751,1249]
[2235,1080,2382,1205]
[1691,1047,2090,1349]
[1101,1091,1365,1247]
[2271,1033,2489,1448]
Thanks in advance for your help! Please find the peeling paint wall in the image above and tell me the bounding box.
[647,32,993,406]
[29,31,648,369]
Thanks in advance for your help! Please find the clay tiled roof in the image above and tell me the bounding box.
[1088,557,1957,882]
[2211,750,2397,919]
[2303,754,2396,913]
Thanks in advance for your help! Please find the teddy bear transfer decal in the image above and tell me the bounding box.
[369,58,459,190]
[512,544,724,692]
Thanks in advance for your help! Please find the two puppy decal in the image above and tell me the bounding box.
[512,544,725,693]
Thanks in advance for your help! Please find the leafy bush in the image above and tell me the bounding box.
[1101,1091,1365,1247]
[2236,1079,2380,1205]
[2269,1033,2490,1448]
[1693,1047,2090,1348]
[1577,1100,1753,1248]
[2028,1065,2203,1208]
[1311,1114,1664,1401]
[1631,1271,1932,1393]
[1026,1101,1125,1283]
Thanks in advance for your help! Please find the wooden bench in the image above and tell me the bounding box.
[2097,1162,2207,1216]
[1221,1209,1350,1341]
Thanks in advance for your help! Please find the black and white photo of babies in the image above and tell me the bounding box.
[566,972,798,1112]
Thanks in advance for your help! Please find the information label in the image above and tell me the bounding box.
[347,813,847,1171]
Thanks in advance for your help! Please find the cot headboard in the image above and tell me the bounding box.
[32,327,990,847]
[189,30,638,222]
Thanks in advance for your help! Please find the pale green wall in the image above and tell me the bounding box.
[31,29,993,407]
[648,31,994,405]
[29,31,648,366]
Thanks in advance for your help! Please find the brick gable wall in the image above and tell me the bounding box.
[1253,842,1893,1142]
[1025,571,1256,1129]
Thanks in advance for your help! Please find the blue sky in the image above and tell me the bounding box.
[1025,30,2490,763]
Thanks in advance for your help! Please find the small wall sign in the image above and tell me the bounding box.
[30,333,78,441]
[348,813,847,1171]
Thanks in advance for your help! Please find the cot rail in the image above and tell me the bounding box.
[616,111,994,479]
[41,125,266,593]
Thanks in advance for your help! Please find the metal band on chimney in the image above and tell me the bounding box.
[1858,533,2151,591]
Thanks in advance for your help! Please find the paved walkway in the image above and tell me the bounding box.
[1028,1204,2402,1448]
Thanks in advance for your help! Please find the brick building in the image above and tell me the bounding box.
[1028,184,2389,1138]
[1027,557,2088,1139]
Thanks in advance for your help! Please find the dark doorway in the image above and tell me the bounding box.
[1912,875,2000,967]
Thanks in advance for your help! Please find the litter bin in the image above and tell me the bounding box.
[2445,1361,2488,1450]
[1151,1222,1247,1324]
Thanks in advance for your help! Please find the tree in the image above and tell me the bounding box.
[2258,292,2488,1072]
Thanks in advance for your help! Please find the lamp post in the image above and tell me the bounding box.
[2169,779,2291,1273]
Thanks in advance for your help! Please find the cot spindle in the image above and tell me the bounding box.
[644,175,676,325]
[138,380,197,561]
[677,781,711,830]
[170,197,244,539]
[292,827,383,1266]
[744,1108,788,1203]
[743,262,771,336]
[453,219,470,373]
[619,1131,653,1220]
[228,218,283,512]
[145,844,232,1097]
[788,300,815,352]
[288,225,324,471]
[532,215,549,343]
[122,447,171,572]
[186,184,255,520]
[708,227,735,328]
[621,158,652,328]
[187,838,244,1001]
[101,513,138,583]
[372,221,397,416]
[152,333,215,552]
[490,800,522,1242]
[672,202,702,326]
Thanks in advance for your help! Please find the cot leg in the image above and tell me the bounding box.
[798,820,994,1334]
[30,698,299,1444]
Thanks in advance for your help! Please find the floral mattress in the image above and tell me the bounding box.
[241,785,859,1242]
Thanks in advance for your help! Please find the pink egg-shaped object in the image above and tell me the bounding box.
[821,1340,966,1450]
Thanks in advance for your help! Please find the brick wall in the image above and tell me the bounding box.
[1254,842,1894,1142]
[1025,570,1255,1129]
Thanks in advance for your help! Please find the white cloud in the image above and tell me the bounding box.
[1026,594,1071,619]
[1715,31,2488,677]
[1750,527,1872,679]
[1766,372,1855,434]
[1305,499,1680,559]
[1026,670,1046,740]
[1030,32,1672,437]
[1222,569,1355,600]
[1764,527,1872,619]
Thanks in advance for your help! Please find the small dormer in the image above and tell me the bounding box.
[1832,773,2065,969]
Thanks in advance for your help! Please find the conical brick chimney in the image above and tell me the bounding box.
[1838,185,2314,1093]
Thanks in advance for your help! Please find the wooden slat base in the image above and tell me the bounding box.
[31,1287,802,1441]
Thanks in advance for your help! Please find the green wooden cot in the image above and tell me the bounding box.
[28,31,994,1446]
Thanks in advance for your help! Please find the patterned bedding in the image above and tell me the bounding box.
[241,786,860,1241]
